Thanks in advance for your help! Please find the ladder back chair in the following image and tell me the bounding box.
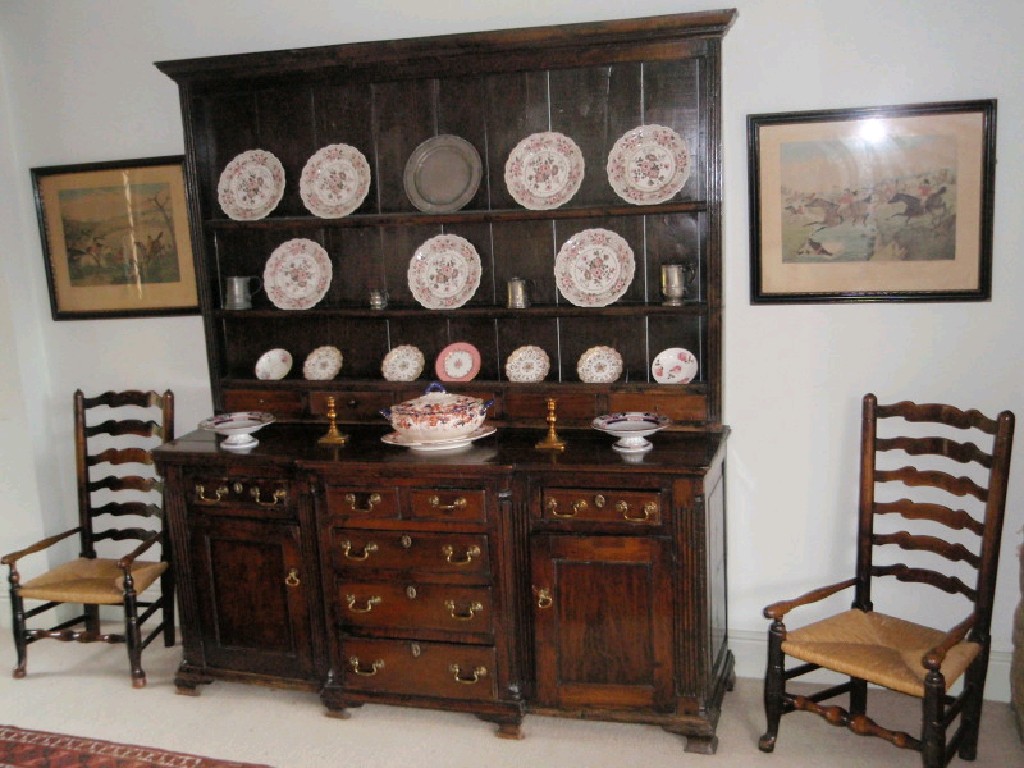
[2,389,176,687]
[759,393,1015,768]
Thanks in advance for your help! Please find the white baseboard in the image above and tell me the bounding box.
[729,628,1013,704]
[0,594,1011,703]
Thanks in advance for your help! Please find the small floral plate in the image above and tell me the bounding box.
[302,345,343,380]
[436,342,481,382]
[577,345,623,384]
[504,131,585,210]
[255,348,293,380]
[217,149,285,220]
[381,345,426,382]
[606,124,690,205]
[299,143,371,218]
[652,347,698,384]
[505,345,550,383]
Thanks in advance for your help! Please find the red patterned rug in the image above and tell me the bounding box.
[0,725,273,768]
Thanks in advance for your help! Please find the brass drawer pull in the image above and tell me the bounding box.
[546,497,579,518]
[284,568,300,587]
[442,544,481,566]
[444,599,483,621]
[195,484,228,503]
[349,657,384,677]
[346,594,382,613]
[341,541,379,561]
[449,663,488,685]
[429,495,468,512]
[251,487,288,506]
[618,499,659,522]
[344,492,382,513]
[536,587,553,609]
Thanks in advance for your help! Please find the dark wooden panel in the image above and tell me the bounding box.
[373,80,435,213]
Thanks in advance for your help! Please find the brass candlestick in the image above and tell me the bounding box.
[317,396,349,446]
[535,397,566,451]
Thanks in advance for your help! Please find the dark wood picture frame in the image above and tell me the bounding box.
[32,155,199,320]
[747,99,996,304]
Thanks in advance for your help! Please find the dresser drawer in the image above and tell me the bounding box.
[409,488,487,523]
[324,486,401,520]
[309,390,396,422]
[538,488,663,527]
[328,529,491,581]
[222,388,304,417]
[337,581,493,638]
[189,475,294,520]
[343,637,497,701]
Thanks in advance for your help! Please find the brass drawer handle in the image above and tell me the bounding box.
[344,492,382,513]
[444,599,483,621]
[449,663,487,685]
[618,499,659,522]
[195,484,228,503]
[536,587,553,610]
[442,544,481,566]
[429,495,468,511]
[346,594,382,613]
[251,487,288,506]
[349,657,384,677]
[341,541,379,561]
[546,497,578,518]
[284,568,300,587]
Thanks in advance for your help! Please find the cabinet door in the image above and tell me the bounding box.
[531,535,674,711]
[190,516,315,679]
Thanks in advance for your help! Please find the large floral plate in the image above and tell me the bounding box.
[652,347,698,384]
[577,345,623,384]
[381,425,496,452]
[264,238,333,310]
[435,342,481,382]
[254,348,293,380]
[299,143,371,218]
[504,131,584,210]
[554,228,635,307]
[403,134,482,213]
[407,234,481,309]
[302,345,343,380]
[505,345,550,383]
[217,149,286,220]
[381,344,426,382]
[607,124,690,205]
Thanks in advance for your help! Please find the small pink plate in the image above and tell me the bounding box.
[435,342,481,382]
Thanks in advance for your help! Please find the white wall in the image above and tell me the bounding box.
[0,0,1021,699]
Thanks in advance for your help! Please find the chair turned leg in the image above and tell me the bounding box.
[759,619,787,753]
[8,583,28,679]
[957,656,988,761]
[122,576,146,688]
[921,670,947,768]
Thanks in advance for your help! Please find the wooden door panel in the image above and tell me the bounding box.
[532,534,674,711]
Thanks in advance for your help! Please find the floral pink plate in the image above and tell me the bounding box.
[554,228,635,307]
[652,347,698,384]
[407,234,481,309]
[263,238,333,310]
[302,345,343,380]
[504,131,585,210]
[505,345,550,383]
[300,143,371,218]
[217,149,285,220]
[381,344,426,382]
[436,342,482,382]
[254,348,293,380]
[607,124,691,205]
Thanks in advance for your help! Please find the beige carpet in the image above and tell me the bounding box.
[0,633,1020,768]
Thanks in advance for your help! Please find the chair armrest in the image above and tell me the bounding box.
[1,527,81,567]
[922,614,975,671]
[762,577,858,621]
[116,531,161,572]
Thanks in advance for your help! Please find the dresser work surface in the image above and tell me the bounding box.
[155,423,731,752]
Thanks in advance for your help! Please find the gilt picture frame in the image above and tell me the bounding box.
[747,100,996,303]
[32,156,199,319]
